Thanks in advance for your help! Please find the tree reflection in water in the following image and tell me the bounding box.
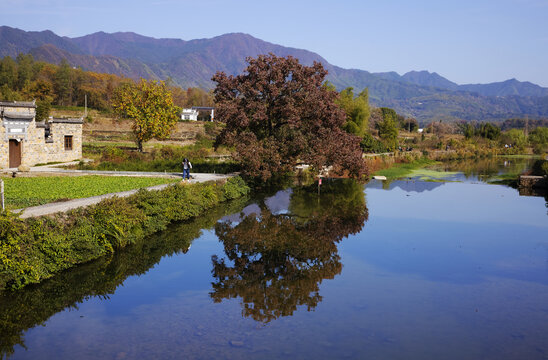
[210,179,368,323]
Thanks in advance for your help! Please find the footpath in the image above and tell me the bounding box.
[4,162,232,219]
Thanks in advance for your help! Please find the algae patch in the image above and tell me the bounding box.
[407,168,460,181]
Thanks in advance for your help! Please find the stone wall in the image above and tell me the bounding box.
[519,175,548,189]
[0,124,7,168]
[21,121,48,166]
[44,120,83,163]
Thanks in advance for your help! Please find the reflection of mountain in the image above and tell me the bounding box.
[210,180,368,323]
[0,199,247,359]
[368,179,445,193]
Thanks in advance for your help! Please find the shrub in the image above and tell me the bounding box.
[0,177,249,291]
[360,133,387,153]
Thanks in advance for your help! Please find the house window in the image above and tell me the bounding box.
[64,135,73,150]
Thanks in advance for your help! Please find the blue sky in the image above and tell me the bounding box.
[3,0,548,86]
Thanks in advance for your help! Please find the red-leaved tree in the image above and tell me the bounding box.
[212,54,367,181]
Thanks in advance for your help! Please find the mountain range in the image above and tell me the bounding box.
[1,26,547,123]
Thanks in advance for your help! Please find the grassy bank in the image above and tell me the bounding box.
[372,157,439,179]
[0,177,249,291]
[2,175,180,210]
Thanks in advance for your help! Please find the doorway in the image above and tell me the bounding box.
[9,139,22,168]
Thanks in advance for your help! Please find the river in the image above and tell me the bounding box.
[1,157,547,359]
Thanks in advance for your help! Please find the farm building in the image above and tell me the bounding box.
[181,107,215,121]
[0,100,83,169]
[181,108,199,121]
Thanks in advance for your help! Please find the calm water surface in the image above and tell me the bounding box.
[1,158,547,360]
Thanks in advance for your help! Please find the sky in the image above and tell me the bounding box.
[2,0,548,86]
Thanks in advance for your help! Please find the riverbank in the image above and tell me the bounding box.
[0,177,249,291]
[372,157,438,179]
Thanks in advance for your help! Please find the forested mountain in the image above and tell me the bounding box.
[1,26,547,122]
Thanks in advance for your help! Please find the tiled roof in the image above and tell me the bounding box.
[2,112,35,120]
[50,117,84,124]
[0,100,36,108]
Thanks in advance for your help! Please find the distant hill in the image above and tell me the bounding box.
[375,70,548,97]
[1,26,548,123]
[0,26,82,57]
[459,79,548,97]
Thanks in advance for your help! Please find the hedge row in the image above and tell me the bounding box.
[0,176,249,291]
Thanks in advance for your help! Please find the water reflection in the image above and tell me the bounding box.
[210,179,368,323]
[0,197,249,359]
[435,157,535,181]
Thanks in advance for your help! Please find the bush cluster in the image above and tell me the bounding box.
[0,177,249,291]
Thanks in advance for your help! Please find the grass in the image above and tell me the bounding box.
[373,158,439,179]
[2,175,179,209]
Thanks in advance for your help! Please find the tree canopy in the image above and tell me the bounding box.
[212,54,367,181]
[377,107,399,150]
[336,87,370,137]
[113,79,180,151]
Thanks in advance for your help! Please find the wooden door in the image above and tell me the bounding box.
[9,139,21,168]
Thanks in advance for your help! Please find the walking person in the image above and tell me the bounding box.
[182,158,192,180]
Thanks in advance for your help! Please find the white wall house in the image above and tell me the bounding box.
[181,108,199,121]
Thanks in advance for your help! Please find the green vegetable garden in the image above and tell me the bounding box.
[2,176,180,210]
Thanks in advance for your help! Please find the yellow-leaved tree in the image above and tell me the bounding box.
[113,79,180,151]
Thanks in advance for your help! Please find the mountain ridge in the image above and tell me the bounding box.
[1,26,547,122]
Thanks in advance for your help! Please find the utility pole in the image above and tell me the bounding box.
[84,94,88,118]
[525,115,529,137]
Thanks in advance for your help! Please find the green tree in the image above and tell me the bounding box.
[113,79,180,151]
[54,59,73,106]
[15,54,34,91]
[0,56,18,89]
[378,107,399,150]
[212,54,367,180]
[463,123,475,139]
[528,126,548,154]
[35,100,51,121]
[336,87,370,137]
[360,132,386,153]
[478,122,501,140]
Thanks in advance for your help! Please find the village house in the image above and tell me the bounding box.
[0,100,83,169]
[181,108,199,121]
[181,107,215,121]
